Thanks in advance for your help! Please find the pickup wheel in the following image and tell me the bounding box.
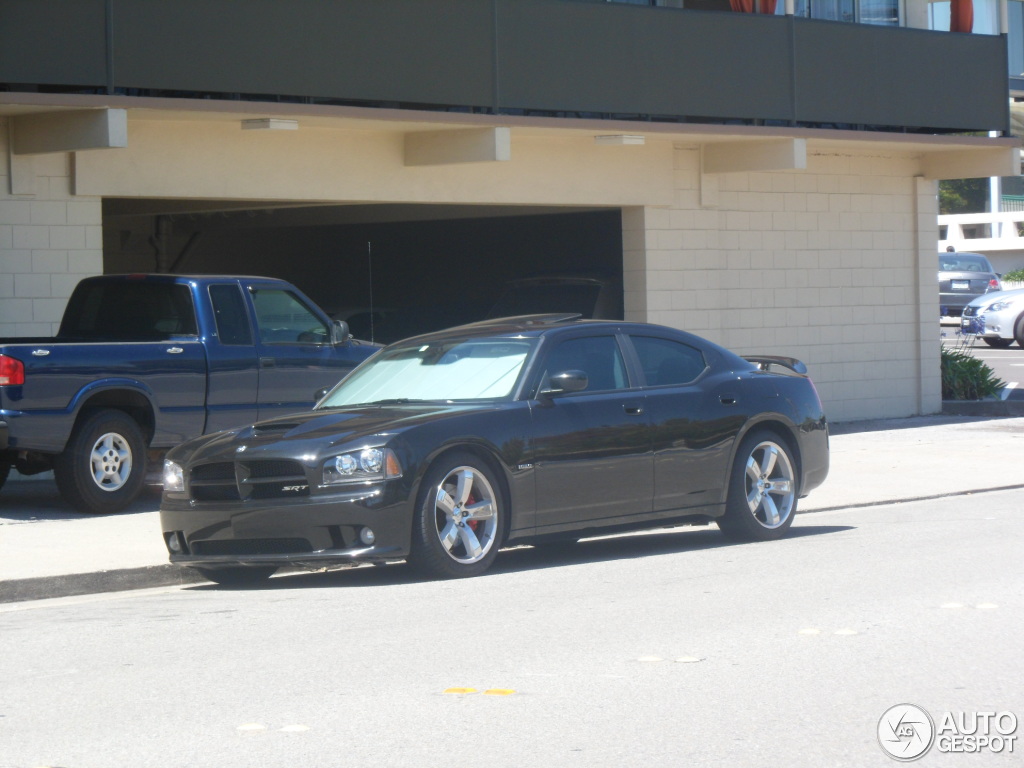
[0,462,9,492]
[54,409,147,514]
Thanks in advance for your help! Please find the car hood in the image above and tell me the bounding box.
[965,286,1024,309]
[173,403,496,464]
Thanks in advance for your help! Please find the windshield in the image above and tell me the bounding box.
[318,337,535,407]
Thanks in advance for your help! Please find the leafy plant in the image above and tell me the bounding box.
[1002,267,1024,283]
[940,347,1006,400]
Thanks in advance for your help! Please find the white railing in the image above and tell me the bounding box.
[939,211,1024,252]
[937,210,1024,252]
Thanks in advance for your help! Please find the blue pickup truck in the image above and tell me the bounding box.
[0,274,378,513]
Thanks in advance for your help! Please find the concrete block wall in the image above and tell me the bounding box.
[635,146,941,422]
[0,120,103,337]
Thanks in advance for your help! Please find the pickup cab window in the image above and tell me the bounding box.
[59,282,198,340]
[209,284,253,345]
[250,288,328,344]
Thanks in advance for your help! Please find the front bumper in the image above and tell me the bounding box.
[960,311,1013,339]
[160,483,414,570]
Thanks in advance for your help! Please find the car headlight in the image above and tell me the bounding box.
[163,460,185,493]
[322,447,403,486]
[987,300,1017,312]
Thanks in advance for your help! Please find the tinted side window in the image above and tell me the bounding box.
[209,284,253,345]
[631,336,706,386]
[542,336,628,392]
[250,289,327,344]
[59,282,197,340]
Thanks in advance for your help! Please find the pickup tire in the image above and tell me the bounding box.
[54,409,147,514]
[0,462,9,492]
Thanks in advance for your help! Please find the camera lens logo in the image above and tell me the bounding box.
[878,704,936,761]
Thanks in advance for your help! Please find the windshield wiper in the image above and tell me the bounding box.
[367,398,427,405]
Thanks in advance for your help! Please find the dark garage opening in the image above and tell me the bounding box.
[102,203,625,343]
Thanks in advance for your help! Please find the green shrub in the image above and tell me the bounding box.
[1002,267,1024,283]
[941,347,1006,400]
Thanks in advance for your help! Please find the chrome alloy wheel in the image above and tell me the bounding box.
[743,440,796,529]
[432,466,499,565]
[89,431,134,492]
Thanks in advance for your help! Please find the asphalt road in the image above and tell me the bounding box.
[2,489,1021,768]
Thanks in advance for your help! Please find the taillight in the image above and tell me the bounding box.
[989,278,1001,290]
[0,355,25,386]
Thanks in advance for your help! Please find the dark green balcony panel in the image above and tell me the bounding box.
[0,0,1010,134]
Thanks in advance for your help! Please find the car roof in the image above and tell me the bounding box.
[387,314,749,365]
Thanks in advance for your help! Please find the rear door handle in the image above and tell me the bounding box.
[260,357,276,368]
[623,405,644,415]
[719,394,737,406]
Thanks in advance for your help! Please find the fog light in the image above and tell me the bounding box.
[359,527,376,546]
[166,532,182,553]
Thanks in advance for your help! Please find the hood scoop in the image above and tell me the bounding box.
[249,422,304,438]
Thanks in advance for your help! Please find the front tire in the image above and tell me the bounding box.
[409,452,504,579]
[54,409,147,514]
[1014,313,1024,348]
[717,430,798,542]
[983,337,1013,348]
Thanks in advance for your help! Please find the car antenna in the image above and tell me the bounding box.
[367,241,375,344]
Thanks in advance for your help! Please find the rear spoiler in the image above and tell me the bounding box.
[743,355,808,376]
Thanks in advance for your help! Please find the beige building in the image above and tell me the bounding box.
[1,0,1018,423]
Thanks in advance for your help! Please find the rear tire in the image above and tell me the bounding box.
[197,566,277,586]
[54,409,147,514]
[0,462,9,492]
[717,430,798,542]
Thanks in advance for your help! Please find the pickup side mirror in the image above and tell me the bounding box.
[540,370,589,397]
[330,319,351,346]
[314,385,333,403]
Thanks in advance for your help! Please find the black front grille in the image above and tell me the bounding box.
[188,459,310,502]
[191,538,313,556]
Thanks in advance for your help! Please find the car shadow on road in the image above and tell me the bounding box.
[184,522,854,593]
[0,482,161,522]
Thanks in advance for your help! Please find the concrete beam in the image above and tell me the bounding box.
[920,147,1019,180]
[701,138,807,174]
[404,127,511,166]
[11,109,127,155]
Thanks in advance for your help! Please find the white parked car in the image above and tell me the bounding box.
[960,287,1024,347]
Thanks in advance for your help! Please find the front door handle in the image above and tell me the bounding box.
[623,405,644,415]
[166,347,184,354]
[719,394,737,406]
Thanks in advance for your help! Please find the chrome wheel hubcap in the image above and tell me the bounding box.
[89,432,133,492]
[744,441,795,529]
[433,466,498,564]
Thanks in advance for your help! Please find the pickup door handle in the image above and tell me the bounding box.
[166,347,184,354]
[623,405,644,415]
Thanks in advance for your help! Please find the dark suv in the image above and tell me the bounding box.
[938,252,1001,317]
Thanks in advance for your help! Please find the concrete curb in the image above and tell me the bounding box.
[0,565,206,604]
[942,399,1024,416]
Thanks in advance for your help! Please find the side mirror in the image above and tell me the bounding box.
[331,319,351,345]
[540,369,589,397]
[314,386,333,403]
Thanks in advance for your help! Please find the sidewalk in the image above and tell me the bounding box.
[3,413,1023,603]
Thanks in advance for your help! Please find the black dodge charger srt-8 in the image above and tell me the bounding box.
[160,314,829,584]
